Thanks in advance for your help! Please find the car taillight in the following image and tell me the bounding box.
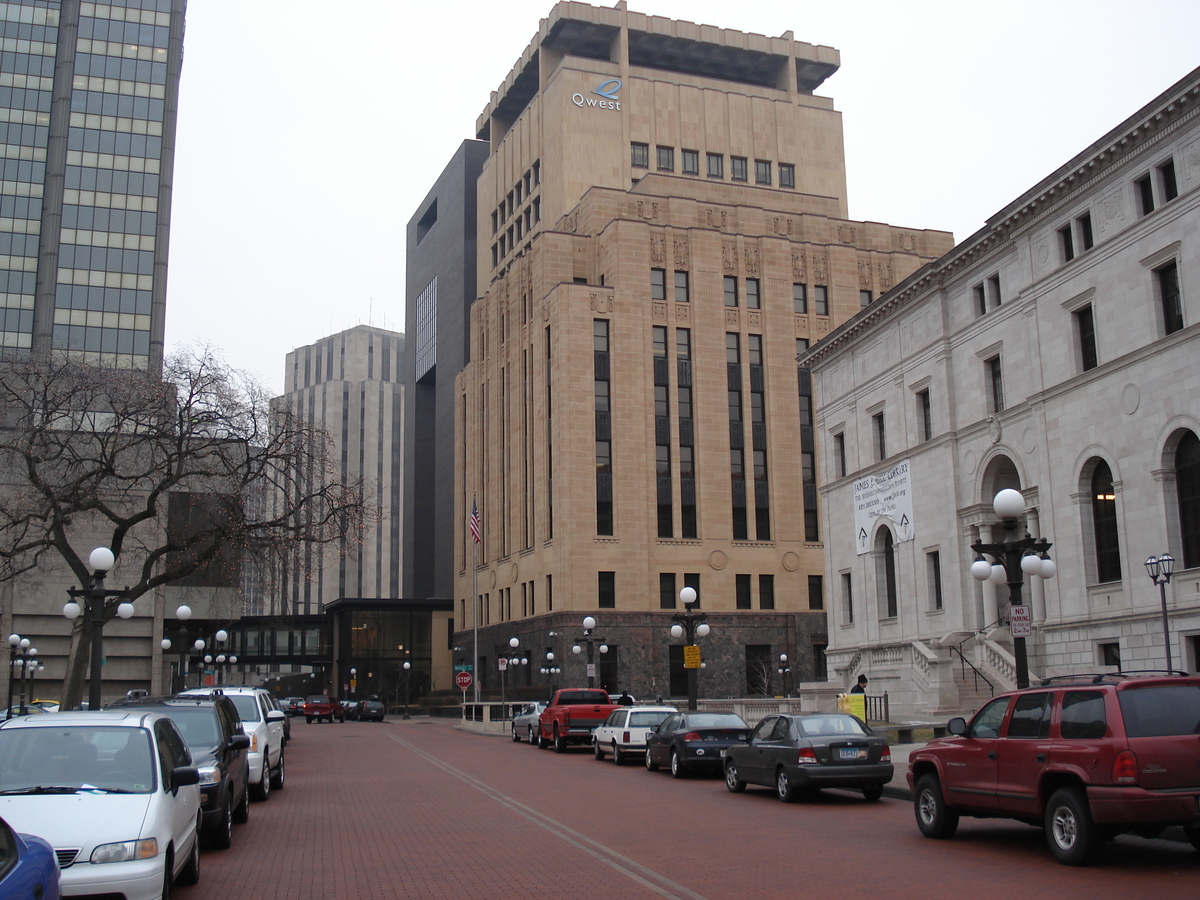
[622,731,630,743]
[1113,749,1138,785]
[683,732,701,741]
[797,747,819,765]
[881,747,891,763]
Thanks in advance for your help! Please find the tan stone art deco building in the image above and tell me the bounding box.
[452,2,951,698]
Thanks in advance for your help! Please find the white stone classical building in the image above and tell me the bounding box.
[802,67,1200,716]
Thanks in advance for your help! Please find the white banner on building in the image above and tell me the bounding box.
[854,459,914,554]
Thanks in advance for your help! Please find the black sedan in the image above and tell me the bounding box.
[644,711,750,778]
[722,713,892,802]
[358,700,386,722]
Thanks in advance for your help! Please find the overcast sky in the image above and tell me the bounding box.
[165,0,1200,395]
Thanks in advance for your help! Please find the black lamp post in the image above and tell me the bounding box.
[6,634,30,718]
[1144,553,1176,672]
[64,547,133,711]
[571,617,607,689]
[970,489,1056,689]
[671,587,711,710]
[401,660,411,720]
[778,653,792,697]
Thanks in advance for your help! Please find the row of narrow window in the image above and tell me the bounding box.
[631,142,796,189]
[651,268,832,315]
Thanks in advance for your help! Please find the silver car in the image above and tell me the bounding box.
[511,702,547,744]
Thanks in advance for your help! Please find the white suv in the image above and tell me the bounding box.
[0,710,202,900]
[182,687,285,801]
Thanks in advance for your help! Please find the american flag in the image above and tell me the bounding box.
[469,498,481,545]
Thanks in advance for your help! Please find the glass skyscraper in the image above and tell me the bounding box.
[0,0,184,373]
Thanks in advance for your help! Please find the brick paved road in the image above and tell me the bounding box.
[175,717,1199,900]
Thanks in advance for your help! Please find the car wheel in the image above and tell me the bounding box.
[528,726,538,746]
[645,745,660,771]
[775,767,798,802]
[270,751,285,791]
[251,755,271,801]
[670,749,686,779]
[207,790,233,849]
[306,716,313,724]
[862,784,884,802]
[593,739,604,760]
[914,774,959,839]
[613,745,624,767]
[1045,787,1101,866]
[178,817,202,886]
[232,778,250,824]
[553,726,567,753]
[724,760,746,793]
[162,850,173,900]
[512,724,521,742]
[537,729,548,749]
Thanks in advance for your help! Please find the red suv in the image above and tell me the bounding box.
[908,673,1200,865]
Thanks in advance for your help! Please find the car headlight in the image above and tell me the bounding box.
[250,734,258,752]
[197,765,221,786]
[91,838,158,864]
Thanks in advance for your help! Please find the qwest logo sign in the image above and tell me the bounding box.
[572,79,622,110]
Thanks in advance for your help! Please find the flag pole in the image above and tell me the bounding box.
[472,491,479,703]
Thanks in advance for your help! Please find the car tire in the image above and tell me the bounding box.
[775,767,798,802]
[724,760,747,793]
[862,784,884,802]
[645,745,660,771]
[670,749,686,779]
[554,726,567,753]
[1045,787,1101,866]
[162,850,173,900]
[528,726,537,745]
[613,745,624,767]
[914,774,959,839]
[270,751,285,791]
[593,739,604,760]
[537,729,548,749]
[306,716,313,724]
[208,791,233,849]
[512,724,521,742]
[178,818,201,886]
[232,778,250,824]
[251,756,271,801]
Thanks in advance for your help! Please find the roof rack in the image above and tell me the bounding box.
[1037,670,1190,686]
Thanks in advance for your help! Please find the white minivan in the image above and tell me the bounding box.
[0,710,202,900]
[181,687,285,801]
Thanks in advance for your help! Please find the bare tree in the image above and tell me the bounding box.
[0,346,369,708]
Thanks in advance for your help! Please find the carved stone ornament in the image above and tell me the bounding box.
[812,252,828,284]
[877,260,893,291]
[858,258,872,290]
[744,244,760,277]
[636,200,659,221]
[652,300,667,321]
[706,208,728,229]
[722,241,738,274]
[650,233,666,266]
[565,211,578,234]
[792,250,807,281]
[674,302,691,323]
[589,291,613,313]
[838,224,857,244]
[674,235,690,268]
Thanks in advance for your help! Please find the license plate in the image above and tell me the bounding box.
[838,748,867,760]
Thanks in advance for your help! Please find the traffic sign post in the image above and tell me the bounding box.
[455,670,473,692]
[683,645,701,669]
[1009,605,1032,638]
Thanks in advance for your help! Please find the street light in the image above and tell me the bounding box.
[778,653,791,697]
[402,661,411,720]
[64,547,132,711]
[350,667,357,700]
[670,586,711,710]
[1144,553,1176,672]
[971,489,1055,689]
[572,616,607,689]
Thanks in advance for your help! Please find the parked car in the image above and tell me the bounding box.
[265,693,290,744]
[109,695,251,849]
[511,702,546,743]
[298,694,343,724]
[181,687,284,801]
[0,710,201,900]
[0,813,60,900]
[644,711,750,778]
[340,699,360,721]
[723,713,892,802]
[29,700,59,713]
[1,706,45,719]
[358,699,386,722]
[908,672,1200,865]
[280,697,305,717]
[592,706,676,765]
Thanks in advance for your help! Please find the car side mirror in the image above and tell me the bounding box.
[172,766,200,791]
[229,734,250,751]
[267,710,286,722]
[947,716,967,736]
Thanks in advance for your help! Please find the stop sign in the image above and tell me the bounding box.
[455,670,472,691]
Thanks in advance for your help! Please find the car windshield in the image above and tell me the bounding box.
[229,695,261,723]
[630,711,671,727]
[1118,685,1200,737]
[162,707,220,749]
[0,726,155,794]
[680,714,746,729]
[797,715,870,737]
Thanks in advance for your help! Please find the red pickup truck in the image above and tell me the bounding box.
[537,688,622,752]
[299,694,344,723]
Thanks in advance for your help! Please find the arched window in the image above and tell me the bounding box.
[875,527,898,618]
[1091,460,1121,583]
[1177,431,1200,569]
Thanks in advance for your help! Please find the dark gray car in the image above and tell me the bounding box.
[723,713,892,802]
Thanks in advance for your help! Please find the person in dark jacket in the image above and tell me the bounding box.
[850,674,869,694]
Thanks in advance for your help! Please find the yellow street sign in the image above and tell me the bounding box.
[683,645,701,669]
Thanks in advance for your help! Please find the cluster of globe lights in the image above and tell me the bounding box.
[669,587,711,638]
[969,488,1057,584]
